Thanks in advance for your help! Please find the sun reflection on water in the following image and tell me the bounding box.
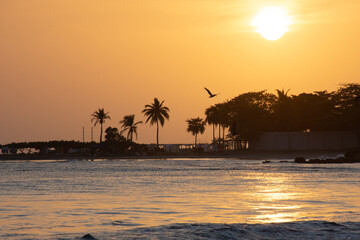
[249,175,301,223]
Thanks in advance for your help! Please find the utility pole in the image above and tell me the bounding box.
[82,126,85,143]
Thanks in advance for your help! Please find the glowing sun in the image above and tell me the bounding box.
[252,7,292,40]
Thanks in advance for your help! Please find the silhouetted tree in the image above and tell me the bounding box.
[216,103,232,141]
[142,98,170,148]
[229,91,276,142]
[273,89,293,150]
[205,106,217,142]
[208,103,231,142]
[291,91,336,131]
[273,89,292,130]
[2,140,96,155]
[105,127,122,142]
[186,117,206,147]
[333,83,360,146]
[91,108,111,143]
[120,115,143,142]
[104,127,132,153]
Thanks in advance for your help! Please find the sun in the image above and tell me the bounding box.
[252,6,292,41]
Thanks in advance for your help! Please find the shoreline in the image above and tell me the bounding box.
[0,150,347,161]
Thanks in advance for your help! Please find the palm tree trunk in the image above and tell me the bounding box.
[100,123,103,143]
[218,123,221,152]
[218,124,221,140]
[212,124,215,142]
[222,125,225,149]
[222,125,225,140]
[195,133,198,147]
[156,120,159,148]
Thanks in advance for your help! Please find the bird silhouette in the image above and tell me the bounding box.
[204,87,218,98]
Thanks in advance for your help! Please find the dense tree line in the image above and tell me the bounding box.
[0,137,144,156]
[205,83,360,146]
[0,140,94,155]
[0,97,170,156]
[2,85,359,154]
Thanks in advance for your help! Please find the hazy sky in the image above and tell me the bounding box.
[1,0,360,145]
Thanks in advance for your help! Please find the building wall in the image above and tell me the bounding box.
[249,131,359,151]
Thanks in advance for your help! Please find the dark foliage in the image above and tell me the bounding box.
[205,83,360,145]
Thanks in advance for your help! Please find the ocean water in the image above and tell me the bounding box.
[0,158,359,239]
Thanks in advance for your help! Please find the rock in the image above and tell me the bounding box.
[294,155,360,164]
[294,156,306,163]
[81,234,98,240]
[308,158,321,163]
[345,151,360,159]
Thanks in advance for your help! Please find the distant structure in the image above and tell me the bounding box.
[204,87,218,98]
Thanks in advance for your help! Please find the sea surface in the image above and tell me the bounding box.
[0,157,360,239]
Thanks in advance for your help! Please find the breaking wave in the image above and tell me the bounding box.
[67,220,360,240]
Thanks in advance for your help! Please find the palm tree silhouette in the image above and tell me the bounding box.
[276,89,291,103]
[186,117,206,147]
[91,108,111,143]
[275,89,292,150]
[205,106,217,142]
[120,114,143,142]
[142,98,170,148]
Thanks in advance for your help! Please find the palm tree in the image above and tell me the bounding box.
[91,108,111,143]
[205,106,217,142]
[276,89,291,105]
[275,89,292,150]
[216,103,231,141]
[186,117,206,147]
[142,98,170,148]
[119,114,143,142]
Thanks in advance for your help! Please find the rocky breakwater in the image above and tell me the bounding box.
[295,151,360,164]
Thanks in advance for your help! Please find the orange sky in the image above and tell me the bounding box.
[1,0,360,144]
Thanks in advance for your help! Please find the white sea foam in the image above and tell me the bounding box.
[63,221,360,239]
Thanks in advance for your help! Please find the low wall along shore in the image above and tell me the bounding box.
[249,131,359,151]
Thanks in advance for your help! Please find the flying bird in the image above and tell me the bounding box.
[204,87,218,98]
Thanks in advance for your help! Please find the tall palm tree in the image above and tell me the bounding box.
[186,117,206,147]
[205,106,217,142]
[91,108,111,143]
[216,103,231,141]
[119,114,143,142]
[275,89,292,150]
[142,98,170,148]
